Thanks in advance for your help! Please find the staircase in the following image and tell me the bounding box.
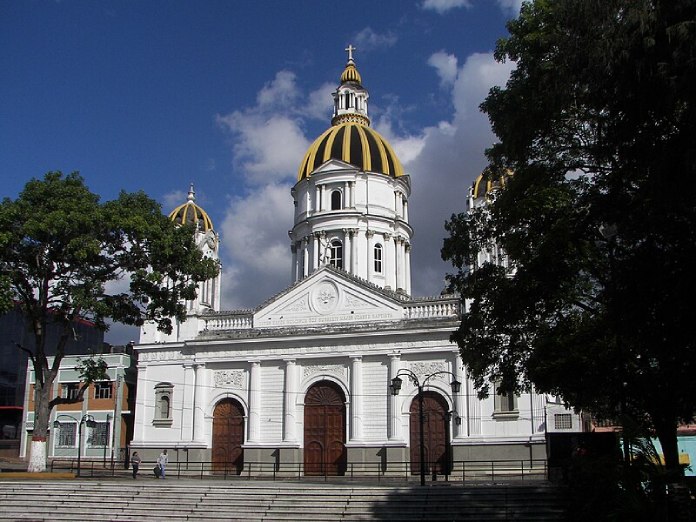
[0,479,568,521]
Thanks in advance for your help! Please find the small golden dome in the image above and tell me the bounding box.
[471,168,511,200]
[340,62,362,85]
[168,185,214,232]
[297,122,404,181]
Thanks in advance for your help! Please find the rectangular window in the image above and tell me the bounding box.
[493,382,518,417]
[94,382,113,399]
[61,383,80,400]
[88,422,109,447]
[554,414,573,430]
[374,245,383,273]
[57,423,77,447]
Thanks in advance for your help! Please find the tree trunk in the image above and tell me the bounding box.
[654,418,682,481]
[26,378,53,473]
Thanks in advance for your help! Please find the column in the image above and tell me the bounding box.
[385,233,396,289]
[283,359,298,443]
[343,229,351,274]
[350,356,364,441]
[302,237,309,277]
[133,365,148,442]
[315,185,321,213]
[248,360,261,442]
[350,181,356,208]
[366,230,374,282]
[291,243,298,282]
[193,364,206,443]
[344,182,350,208]
[350,229,357,274]
[182,363,195,440]
[312,233,320,271]
[396,237,403,291]
[452,357,466,439]
[388,354,402,441]
[405,243,412,295]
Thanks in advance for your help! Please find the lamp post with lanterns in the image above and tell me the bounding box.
[389,369,461,486]
[53,414,97,477]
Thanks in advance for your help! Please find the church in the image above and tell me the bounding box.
[130,50,565,477]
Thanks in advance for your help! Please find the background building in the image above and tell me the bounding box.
[19,350,136,466]
[0,305,104,459]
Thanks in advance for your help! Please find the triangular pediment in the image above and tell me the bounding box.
[254,267,403,328]
[312,159,357,175]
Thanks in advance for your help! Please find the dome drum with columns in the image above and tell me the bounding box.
[291,49,412,294]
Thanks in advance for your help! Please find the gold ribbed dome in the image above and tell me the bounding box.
[297,122,404,181]
[472,168,511,199]
[168,185,214,232]
[340,62,362,84]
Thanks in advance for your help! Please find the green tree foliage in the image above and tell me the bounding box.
[0,172,219,470]
[442,0,696,477]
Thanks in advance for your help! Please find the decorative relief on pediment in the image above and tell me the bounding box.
[311,280,339,315]
[281,294,310,313]
[410,361,447,382]
[214,370,246,388]
[343,292,374,310]
[303,364,346,379]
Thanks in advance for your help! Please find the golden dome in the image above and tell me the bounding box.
[297,122,404,181]
[340,62,362,84]
[168,185,214,232]
[471,168,511,199]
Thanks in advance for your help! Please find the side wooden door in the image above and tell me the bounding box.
[212,399,245,474]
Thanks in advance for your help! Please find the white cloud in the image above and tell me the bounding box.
[219,183,294,310]
[421,0,471,14]
[496,0,524,16]
[162,189,186,210]
[256,70,300,109]
[306,82,336,121]
[353,27,398,52]
[428,51,459,87]
[403,52,514,297]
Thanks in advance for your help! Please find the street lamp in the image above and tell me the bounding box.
[389,369,461,486]
[53,414,97,477]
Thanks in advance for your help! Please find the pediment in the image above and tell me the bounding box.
[254,268,403,328]
[312,159,357,175]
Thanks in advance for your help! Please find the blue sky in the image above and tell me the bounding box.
[1,0,521,343]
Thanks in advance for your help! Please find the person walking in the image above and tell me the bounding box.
[157,449,168,479]
[130,451,142,479]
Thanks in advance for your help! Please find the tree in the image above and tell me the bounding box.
[442,0,696,478]
[0,172,219,471]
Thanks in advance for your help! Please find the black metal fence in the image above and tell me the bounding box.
[50,457,548,484]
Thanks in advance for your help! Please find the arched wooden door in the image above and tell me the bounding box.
[304,381,347,476]
[409,391,449,475]
[212,398,245,475]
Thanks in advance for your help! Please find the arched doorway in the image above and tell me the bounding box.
[212,398,245,474]
[304,380,347,476]
[409,391,449,475]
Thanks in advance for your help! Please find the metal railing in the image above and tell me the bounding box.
[49,457,548,484]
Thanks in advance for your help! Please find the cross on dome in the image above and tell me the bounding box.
[345,44,356,63]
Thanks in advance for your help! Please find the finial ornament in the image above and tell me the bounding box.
[345,44,356,63]
[187,183,195,202]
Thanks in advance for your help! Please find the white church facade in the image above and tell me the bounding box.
[131,50,570,476]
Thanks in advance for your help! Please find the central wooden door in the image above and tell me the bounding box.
[304,381,347,476]
[409,391,449,475]
[212,398,245,475]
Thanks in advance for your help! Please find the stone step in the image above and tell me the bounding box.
[0,480,568,521]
